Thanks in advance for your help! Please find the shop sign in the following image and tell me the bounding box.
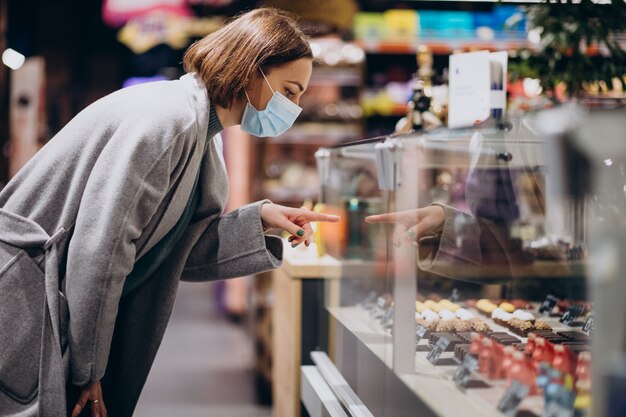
[103,0,192,27]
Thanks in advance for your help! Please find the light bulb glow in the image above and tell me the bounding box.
[2,48,25,70]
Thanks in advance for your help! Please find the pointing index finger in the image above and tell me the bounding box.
[301,212,341,223]
[365,213,399,224]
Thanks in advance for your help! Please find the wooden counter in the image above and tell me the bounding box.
[272,241,382,417]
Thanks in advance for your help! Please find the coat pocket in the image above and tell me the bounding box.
[0,243,45,404]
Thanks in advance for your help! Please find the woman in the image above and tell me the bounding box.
[0,8,339,417]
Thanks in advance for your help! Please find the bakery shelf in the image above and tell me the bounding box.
[356,39,529,55]
[329,303,582,417]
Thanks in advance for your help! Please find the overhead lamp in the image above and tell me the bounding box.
[2,48,26,70]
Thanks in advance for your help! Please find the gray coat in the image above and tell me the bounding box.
[0,74,283,417]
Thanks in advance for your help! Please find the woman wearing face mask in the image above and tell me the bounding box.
[0,8,339,417]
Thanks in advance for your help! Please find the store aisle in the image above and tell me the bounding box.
[134,281,271,417]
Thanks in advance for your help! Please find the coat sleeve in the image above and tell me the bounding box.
[417,204,482,275]
[65,120,194,387]
[180,200,283,282]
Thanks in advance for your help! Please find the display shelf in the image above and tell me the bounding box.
[419,259,588,283]
[363,103,407,118]
[357,39,529,55]
[281,242,385,281]
[329,303,586,417]
[266,186,318,203]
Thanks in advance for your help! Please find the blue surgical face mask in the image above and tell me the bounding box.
[241,69,302,137]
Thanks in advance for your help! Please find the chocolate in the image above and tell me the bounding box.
[557,331,591,343]
[567,344,592,354]
[542,337,570,344]
[455,344,472,361]
[456,332,476,343]
[429,332,463,351]
[531,330,558,337]
[508,318,536,337]
[429,332,450,346]
[533,320,552,331]
[488,332,521,346]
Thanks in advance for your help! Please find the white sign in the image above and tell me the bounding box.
[448,51,491,129]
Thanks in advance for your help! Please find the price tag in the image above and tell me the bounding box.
[543,401,574,417]
[427,336,450,365]
[369,297,386,319]
[582,314,594,335]
[559,304,584,326]
[497,380,530,417]
[383,307,394,328]
[454,355,478,389]
[450,288,460,302]
[415,324,428,345]
[539,295,559,315]
[360,291,378,309]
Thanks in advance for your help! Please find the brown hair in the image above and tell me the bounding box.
[183,8,312,108]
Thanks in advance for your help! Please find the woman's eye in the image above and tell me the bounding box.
[285,89,295,97]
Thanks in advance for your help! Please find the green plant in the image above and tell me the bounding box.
[509,1,626,99]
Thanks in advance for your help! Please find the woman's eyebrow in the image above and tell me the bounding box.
[286,80,304,92]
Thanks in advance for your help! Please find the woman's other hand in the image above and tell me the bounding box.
[365,205,445,247]
[72,380,107,417]
[260,203,340,248]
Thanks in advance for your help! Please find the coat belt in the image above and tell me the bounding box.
[0,208,67,417]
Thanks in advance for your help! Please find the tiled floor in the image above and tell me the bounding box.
[134,281,272,417]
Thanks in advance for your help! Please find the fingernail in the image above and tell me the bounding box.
[297,229,305,237]
[411,241,418,248]
[291,242,300,248]
[305,241,310,247]
[288,236,295,242]
[406,230,416,239]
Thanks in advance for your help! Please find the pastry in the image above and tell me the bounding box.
[470,318,491,333]
[435,320,455,332]
[512,309,535,322]
[477,299,498,315]
[533,320,552,331]
[438,309,456,321]
[455,308,475,321]
[453,320,474,333]
[509,318,535,337]
[499,302,515,313]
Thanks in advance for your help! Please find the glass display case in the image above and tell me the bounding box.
[303,113,607,417]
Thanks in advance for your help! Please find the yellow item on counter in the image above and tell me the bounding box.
[477,299,497,313]
[313,203,326,257]
[499,302,515,313]
[415,301,426,313]
[447,303,461,312]
[425,299,440,312]
[574,393,591,410]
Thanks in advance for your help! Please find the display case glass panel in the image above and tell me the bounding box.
[316,115,594,417]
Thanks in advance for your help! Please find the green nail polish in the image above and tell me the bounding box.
[291,242,300,248]
[297,229,305,237]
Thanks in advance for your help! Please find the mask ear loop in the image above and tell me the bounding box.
[259,68,275,94]
[244,67,274,104]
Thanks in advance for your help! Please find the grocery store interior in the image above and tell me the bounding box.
[1,1,625,417]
